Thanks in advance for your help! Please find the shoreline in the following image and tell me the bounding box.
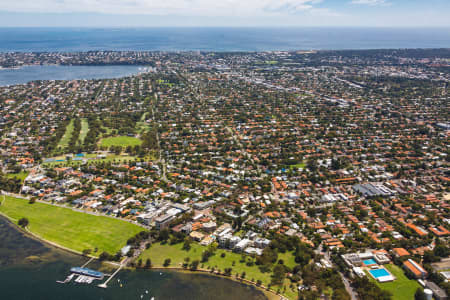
[0,63,151,70]
[148,267,286,300]
[0,214,288,300]
[0,212,100,259]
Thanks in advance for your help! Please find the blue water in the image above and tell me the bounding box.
[369,268,390,278]
[0,65,143,86]
[363,259,377,265]
[0,27,449,52]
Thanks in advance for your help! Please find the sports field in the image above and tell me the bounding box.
[0,196,142,256]
[99,136,142,147]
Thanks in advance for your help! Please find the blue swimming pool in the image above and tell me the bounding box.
[363,259,377,265]
[369,268,390,278]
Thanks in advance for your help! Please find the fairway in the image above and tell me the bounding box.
[100,136,142,147]
[367,264,420,300]
[78,118,89,144]
[0,196,142,256]
[57,119,74,149]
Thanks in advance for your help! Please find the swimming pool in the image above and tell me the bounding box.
[369,268,390,278]
[363,259,377,265]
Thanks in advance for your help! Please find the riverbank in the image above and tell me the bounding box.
[0,214,278,299]
[149,267,286,300]
[0,64,144,86]
[0,196,296,299]
[139,241,299,299]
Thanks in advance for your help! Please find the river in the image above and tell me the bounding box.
[0,217,267,300]
[0,65,146,86]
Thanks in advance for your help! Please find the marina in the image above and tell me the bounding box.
[57,257,107,286]
[56,256,125,289]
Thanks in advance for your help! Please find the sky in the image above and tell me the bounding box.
[0,0,449,27]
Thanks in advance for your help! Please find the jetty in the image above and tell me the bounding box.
[56,273,75,284]
[98,265,123,288]
[81,257,95,268]
[56,257,105,285]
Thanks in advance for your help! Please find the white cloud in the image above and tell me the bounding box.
[0,0,327,16]
[350,0,390,6]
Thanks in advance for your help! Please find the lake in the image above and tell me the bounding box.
[0,217,267,300]
[0,65,145,86]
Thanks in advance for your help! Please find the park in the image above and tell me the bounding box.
[0,196,142,256]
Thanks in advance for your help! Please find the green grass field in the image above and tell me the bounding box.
[0,196,142,256]
[57,119,74,149]
[78,118,89,144]
[367,264,420,300]
[100,136,142,147]
[41,154,137,167]
[289,163,305,170]
[139,242,298,299]
[141,242,274,281]
[6,171,29,182]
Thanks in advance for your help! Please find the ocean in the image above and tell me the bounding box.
[0,27,449,52]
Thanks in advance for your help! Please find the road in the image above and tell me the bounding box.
[151,92,167,181]
[339,272,358,300]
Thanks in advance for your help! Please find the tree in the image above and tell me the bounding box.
[434,244,450,257]
[190,260,200,270]
[82,249,92,256]
[163,258,171,267]
[182,238,192,251]
[414,288,426,300]
[158,229,170,242]
[271,264,286,285]
[145,258,152,269]
[99,251,111,261]
[18,217,29,228]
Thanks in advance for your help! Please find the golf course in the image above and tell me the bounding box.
[0,196,142,256]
